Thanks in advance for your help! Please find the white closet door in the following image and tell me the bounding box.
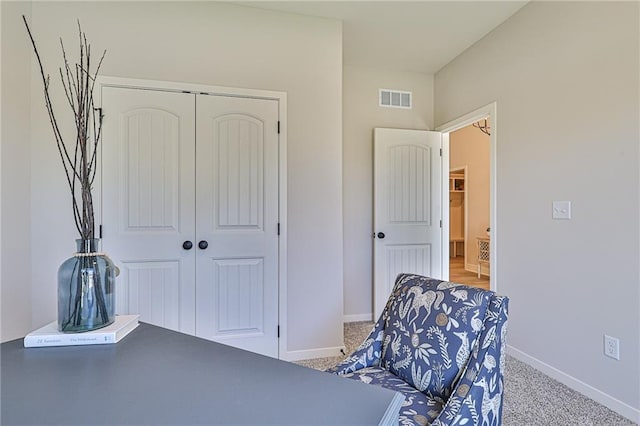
[101,87,196,334]
[195,95,279,357]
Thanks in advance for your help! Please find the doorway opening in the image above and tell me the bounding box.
[449,126,490,289]
[437,102,497,292]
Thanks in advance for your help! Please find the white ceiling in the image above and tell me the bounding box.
[237,1,528,74]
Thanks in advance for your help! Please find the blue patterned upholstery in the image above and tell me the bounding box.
[328,274,509,426]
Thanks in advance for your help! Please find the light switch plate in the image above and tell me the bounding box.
[552,201,571,219]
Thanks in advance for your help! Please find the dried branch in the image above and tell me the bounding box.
[23,15,106,240]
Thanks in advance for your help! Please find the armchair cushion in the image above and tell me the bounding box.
[341,366,443,426]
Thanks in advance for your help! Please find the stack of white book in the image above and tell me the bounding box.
[24,315,139,348]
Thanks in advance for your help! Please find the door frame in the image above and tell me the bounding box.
[95,76,288,358]
[436,102,497,292]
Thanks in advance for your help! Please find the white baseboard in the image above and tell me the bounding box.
[343,313,373,323]
[507,345,640,423]
[281,345,346,362]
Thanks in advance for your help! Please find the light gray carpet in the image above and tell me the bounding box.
[294,322,636,426]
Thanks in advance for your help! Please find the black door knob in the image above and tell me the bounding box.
[182,241,193,250]
[377,232,386,239]
[198,240,208,250]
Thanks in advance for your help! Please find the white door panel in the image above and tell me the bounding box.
[101,87,196,334]
[119,261,182,331]
[373,128,442,319]
[195,95,279,357]
[102,87,280,358]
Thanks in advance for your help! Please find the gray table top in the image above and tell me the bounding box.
[1,323,403,425]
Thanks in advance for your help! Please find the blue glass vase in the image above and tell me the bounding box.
[58,238,115,332]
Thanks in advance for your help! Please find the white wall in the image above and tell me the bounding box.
[342,65,433,321]
[435,2,639,419]
[1,1,33,342]
[22,2,343,357]
[450,124,490,274]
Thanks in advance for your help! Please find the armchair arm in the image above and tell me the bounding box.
[433,296,509,426]
[326,319,385,374]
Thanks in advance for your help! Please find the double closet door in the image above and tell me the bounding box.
[101,87,279,357]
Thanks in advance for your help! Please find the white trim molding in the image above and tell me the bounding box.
[282,345,346,362]
[96,76,286,101]
[343,313,373,323]
[440,132,450,280]
[437,102,497,294]
[508,345,640,423]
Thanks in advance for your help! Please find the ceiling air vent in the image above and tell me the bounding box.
[379,89,412,109]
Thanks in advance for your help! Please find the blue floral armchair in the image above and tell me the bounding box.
[328,274,509,426]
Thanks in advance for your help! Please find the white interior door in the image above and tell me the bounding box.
[373,128,443,319]
[102,86,280,358]
[101,87,196,334]
[195,95,279,357]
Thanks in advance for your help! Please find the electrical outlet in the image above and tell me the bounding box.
[604,335,620,360]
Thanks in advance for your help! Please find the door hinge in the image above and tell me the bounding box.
[440,148,442,157]
[440,220,442,228]
[277,223,280,236]
[277,121,280,134]
[99,224,103,239]
[277,325,280,338]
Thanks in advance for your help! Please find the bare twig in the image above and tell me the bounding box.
[23,15,106,240]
